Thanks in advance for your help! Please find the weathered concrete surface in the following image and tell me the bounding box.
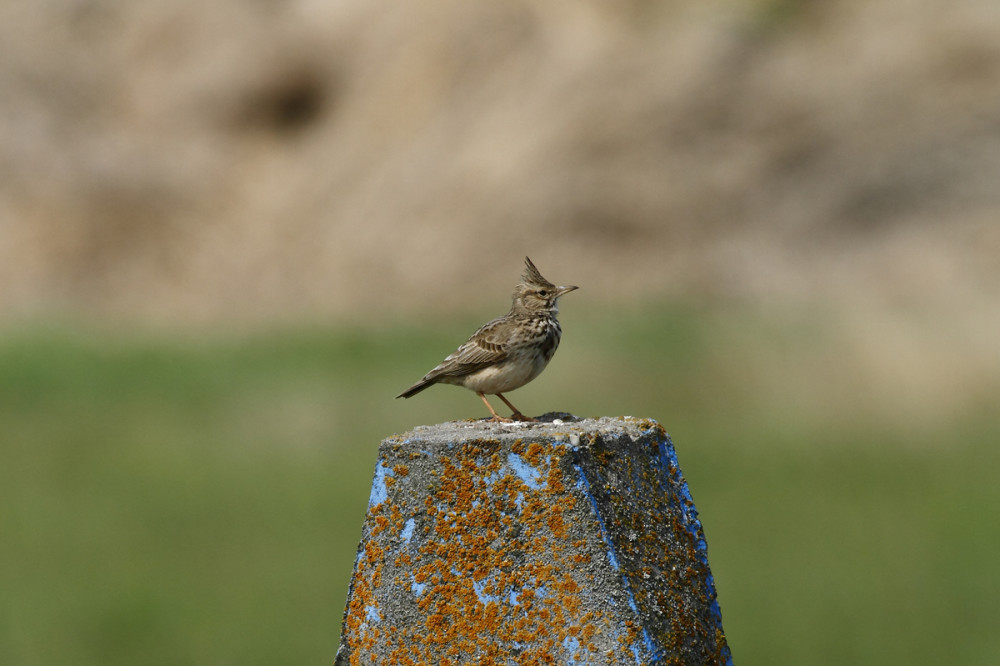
[335,415,731,665]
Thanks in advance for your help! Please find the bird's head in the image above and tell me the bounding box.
[511,257,578,315]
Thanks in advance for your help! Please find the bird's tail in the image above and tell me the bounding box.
[396,379,434,399]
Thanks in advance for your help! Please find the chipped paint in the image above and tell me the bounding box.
[368,462,394,507]
[400,518,416,544]
[335,416,732,665]
[507,451,544,489]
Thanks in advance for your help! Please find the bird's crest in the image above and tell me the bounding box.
[521,257,555,289]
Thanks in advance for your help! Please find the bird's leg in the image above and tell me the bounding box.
[478,392,513,422]
[496,393,537,422]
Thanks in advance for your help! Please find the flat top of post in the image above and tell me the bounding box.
[388,413,666,446]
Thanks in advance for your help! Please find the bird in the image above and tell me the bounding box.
[396,257,578,422]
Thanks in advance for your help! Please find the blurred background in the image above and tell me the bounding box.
[1,0,998,664]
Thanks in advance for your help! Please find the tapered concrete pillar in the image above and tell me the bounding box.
[335,415,731,665]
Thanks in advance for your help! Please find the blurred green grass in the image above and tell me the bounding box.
[1,308,997,665]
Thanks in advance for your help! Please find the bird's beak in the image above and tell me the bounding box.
[556,285,579,297]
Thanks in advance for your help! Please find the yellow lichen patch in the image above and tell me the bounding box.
[372,515,389,536]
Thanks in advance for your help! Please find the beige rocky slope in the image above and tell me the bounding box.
[0,0,997,325]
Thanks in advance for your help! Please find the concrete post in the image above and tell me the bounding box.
[335,415,732,665]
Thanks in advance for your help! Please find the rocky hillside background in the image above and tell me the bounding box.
[1,1,997,347]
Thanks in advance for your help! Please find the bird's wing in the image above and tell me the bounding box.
[424,317,511,379]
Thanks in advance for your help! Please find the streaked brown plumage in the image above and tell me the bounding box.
[396,257,578,422]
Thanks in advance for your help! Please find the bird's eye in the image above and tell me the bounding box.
[537,289,548,298]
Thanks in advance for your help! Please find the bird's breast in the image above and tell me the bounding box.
[460,319,561,394]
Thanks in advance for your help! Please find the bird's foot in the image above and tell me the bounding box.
[510,412,537,423]
[488,415,515,423]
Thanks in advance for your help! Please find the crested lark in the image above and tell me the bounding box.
[396,257,578,422]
